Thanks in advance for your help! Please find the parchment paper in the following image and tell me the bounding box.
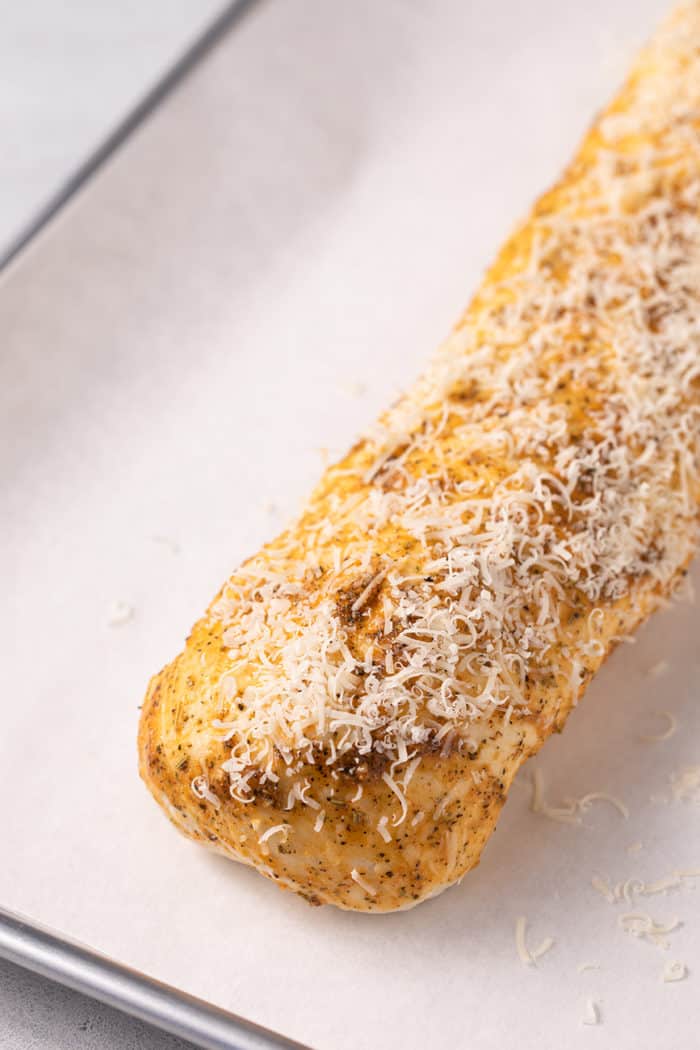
[4,1,699,1047]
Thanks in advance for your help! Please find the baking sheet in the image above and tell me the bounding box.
[0,0,229,263]
[3,0,699,1047]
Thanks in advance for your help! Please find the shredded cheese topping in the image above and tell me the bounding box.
[257,823,290,845]
[350,868,377,896]
[191,776,221,810]
[204,4,700,813]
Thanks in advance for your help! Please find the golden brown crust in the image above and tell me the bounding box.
[138,580,674,910]
[139,4,700,911]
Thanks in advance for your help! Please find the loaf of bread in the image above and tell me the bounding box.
[139,3,700,911]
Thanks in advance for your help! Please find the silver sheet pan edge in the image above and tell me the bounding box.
[0,906,308,1050]
[0,0,255,274]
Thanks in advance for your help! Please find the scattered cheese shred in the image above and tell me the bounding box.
[642,875,683,896]
[662,960,688,983]
[532,771,629,825]
[581,1000,600,1026]
[577,792,629,820]
[351,868,377,896]
[515,916,533,966]
[350,569,387,614]
[647,659,670,678]
[313,810,326,833]
[530,769,579,824]
[616,878,645,905]
[377,815,392,843]
[592,870,692,906]
[531,936,555,961]
[619,912,681,950]
[108,600,134,627]
[669,766,700,803]
[382,771,409,827]
[591,875,616,904]
[515,917,554,967]
[190,776,221,810]
[640,711,678,742]
[258,823,290,845]
[577,963,601,974]
[343,380,367,399]
[433,784,463,821]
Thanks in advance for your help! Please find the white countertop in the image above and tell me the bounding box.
[0,958,194,1050]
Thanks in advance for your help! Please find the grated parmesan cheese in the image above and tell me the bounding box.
[670,766,700,803]
[108,600,134,627]
[204,4,700,833]
[581,1000,600,1026]
[191,775,221,810]
[662,960,688,983]
[382,771,409,826]
[531,936,555,961]
[576,792,629,820]
[351,868,377,896]
[342,380,368,399]
[591,875,616,904]
[530,769,580,824]
[532,771,628,824]
[619,912,681,949]
[258,823,290,845]
[515,916,533,966]
[515,916,554,967]
[592,869,692,906]
[377,815,392,843]
[640,711,678,742]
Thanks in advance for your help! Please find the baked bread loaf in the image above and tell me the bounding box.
[139,3,700,911]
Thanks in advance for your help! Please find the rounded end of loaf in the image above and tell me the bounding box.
[138,631,543,912]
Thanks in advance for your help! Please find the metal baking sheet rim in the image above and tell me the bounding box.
[0,906,306,1049]
[0,3,300,1047]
